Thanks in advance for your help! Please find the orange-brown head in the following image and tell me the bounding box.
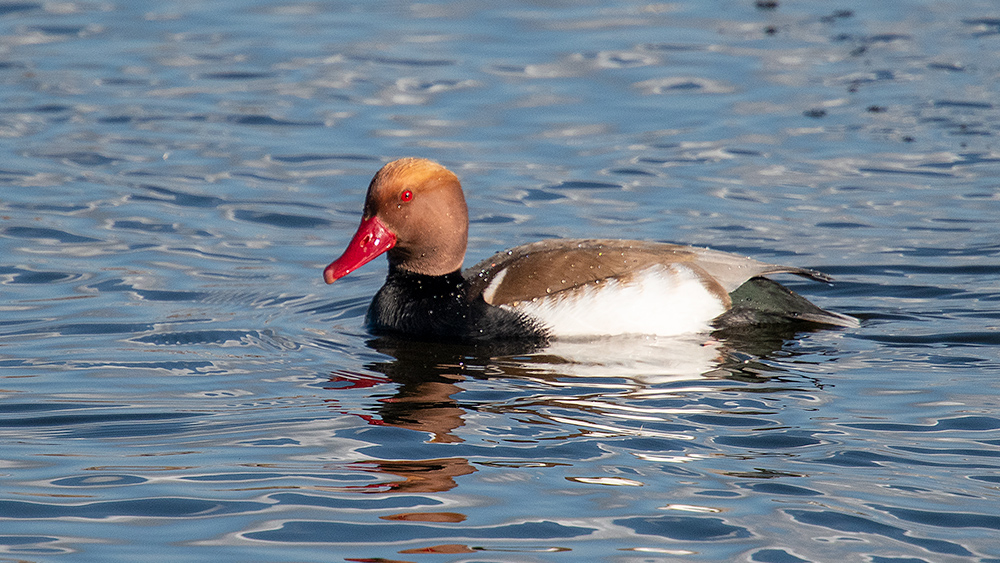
[324,158,469,283]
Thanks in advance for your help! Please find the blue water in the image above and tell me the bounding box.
[2,0,999,561]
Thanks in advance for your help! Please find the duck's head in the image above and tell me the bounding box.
[324,158,469,283]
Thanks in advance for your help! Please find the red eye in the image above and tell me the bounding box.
[400,190,413,202]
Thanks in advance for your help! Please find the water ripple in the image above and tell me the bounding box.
[0,498,268,519]
[785,509,973,556]
[245,518,594,543]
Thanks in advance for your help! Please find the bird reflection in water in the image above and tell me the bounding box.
[323,321,838,496]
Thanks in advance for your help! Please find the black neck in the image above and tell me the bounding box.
[383,265,467,299]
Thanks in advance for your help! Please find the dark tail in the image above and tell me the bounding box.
[713,277,858,329]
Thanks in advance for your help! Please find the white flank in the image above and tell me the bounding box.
[504,264,726,338]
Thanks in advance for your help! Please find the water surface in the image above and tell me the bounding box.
[2,0,999,561]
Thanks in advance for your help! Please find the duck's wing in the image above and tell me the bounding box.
[465,239,823,305]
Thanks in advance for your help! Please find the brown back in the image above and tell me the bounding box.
[465,239,829,306]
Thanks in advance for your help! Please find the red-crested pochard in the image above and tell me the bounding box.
[325,158,857,343]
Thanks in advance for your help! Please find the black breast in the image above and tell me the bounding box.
[365,267,548,344]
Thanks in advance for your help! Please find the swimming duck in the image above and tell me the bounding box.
[324,158,857,343]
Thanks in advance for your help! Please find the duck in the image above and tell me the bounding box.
[324,158,857,344]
